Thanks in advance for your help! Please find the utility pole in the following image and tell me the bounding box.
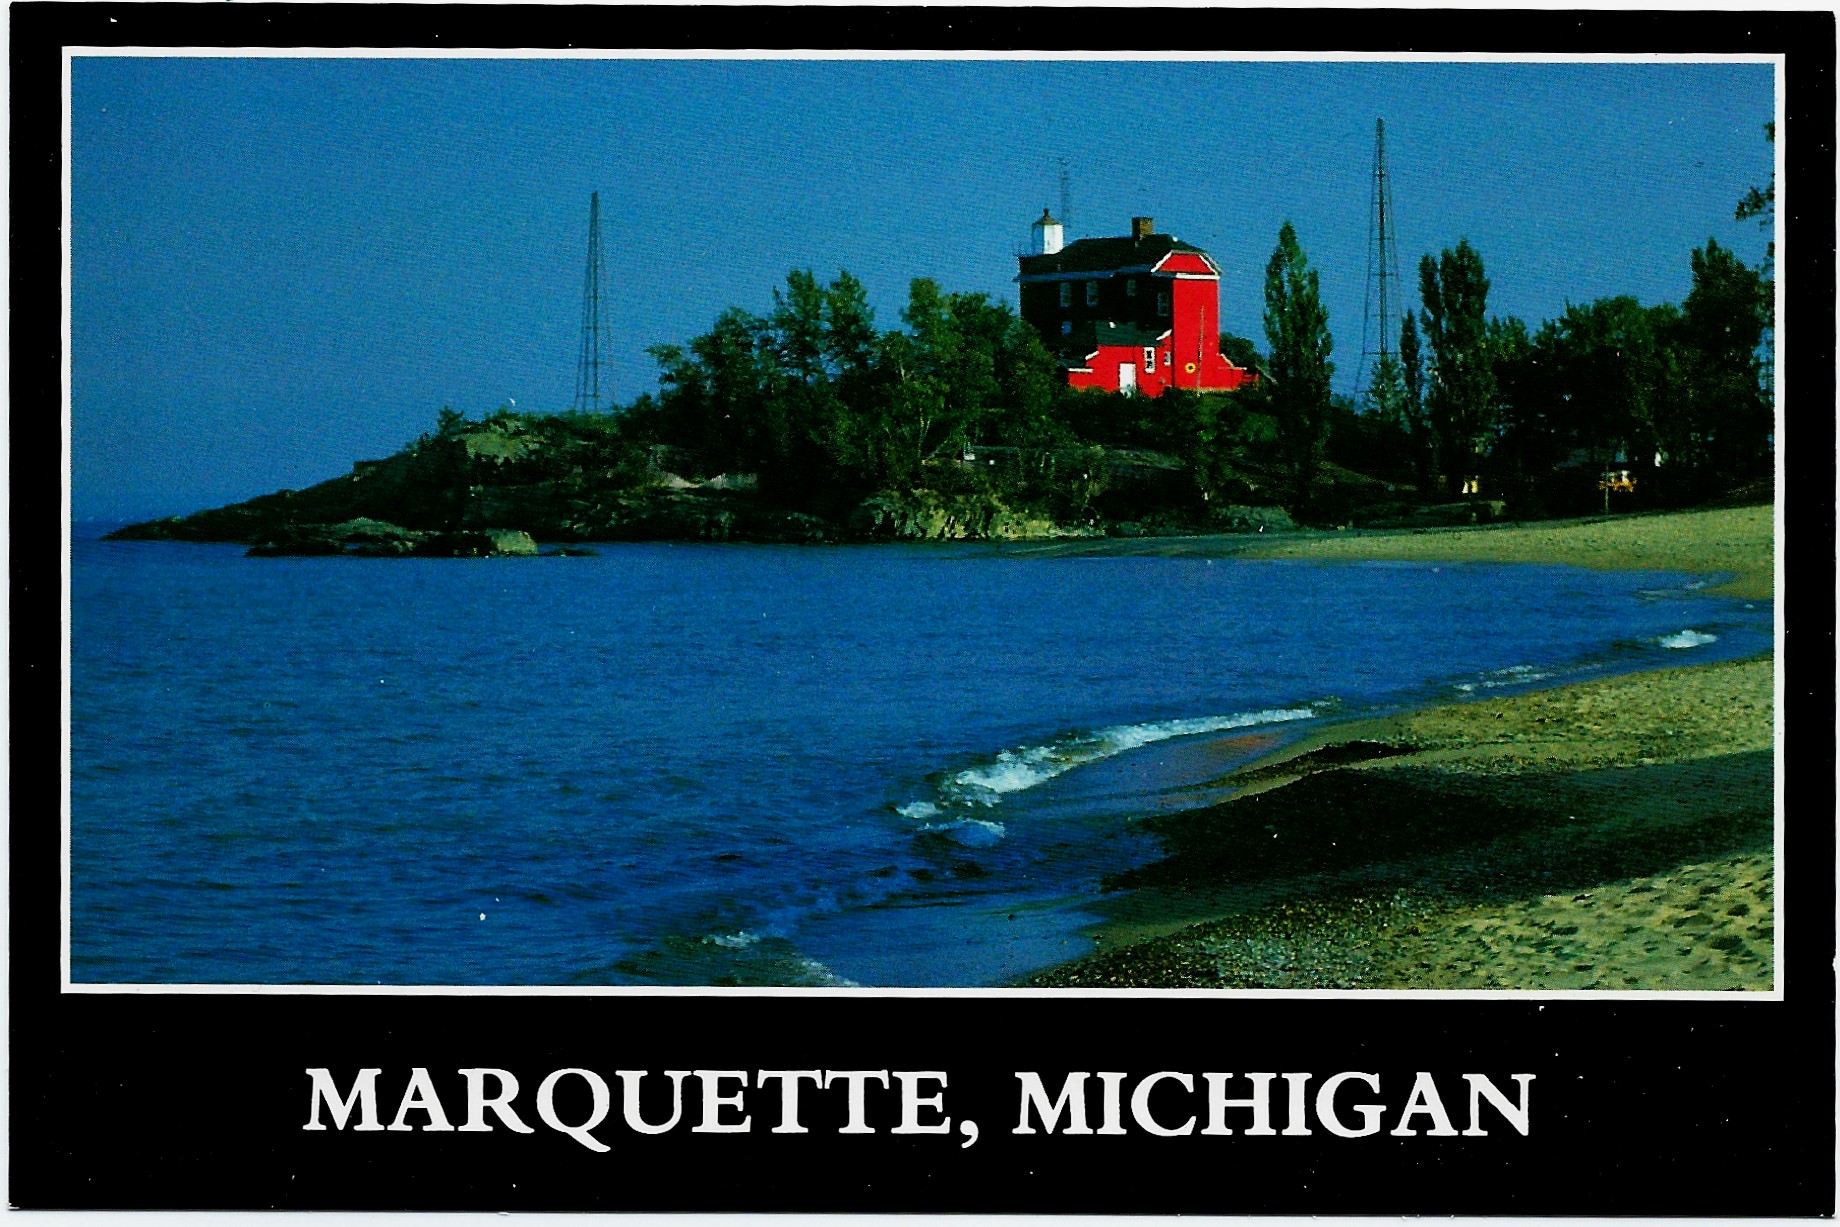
[572,191,611,414]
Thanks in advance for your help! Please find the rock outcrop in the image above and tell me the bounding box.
[849,492,1100,542]
[244,521,538,558]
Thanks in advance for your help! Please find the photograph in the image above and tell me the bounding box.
[15,5,1835,1215]
[69,50,1779,993]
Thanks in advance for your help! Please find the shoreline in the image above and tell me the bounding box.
[1019,504,1777,991]
[1002,502,1774,600]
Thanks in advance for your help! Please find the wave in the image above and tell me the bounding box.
[894,705,1323,839]
[917,817,1007,848]
[692,931,861,987]
[1658,629,1718,649]
[1452,663,1557,693]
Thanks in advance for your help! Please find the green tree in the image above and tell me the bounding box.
[1547,296,1671,479]
[766,269,844,493]
[647,305,776,474]
[989,316,1070,449]
[1483,315,1554,493]
[1262,222,1335,508]
[1397,311,1435,490]
[856,278,996,486]
[1735,121,1776,415]
[822,269,878,385]
[1418,240,1495,493]
[1364,351,1407,427]
[1678,238,1770,479]
[1218,332,1263,375]
[648,269,894,504]
[1357,352,1419,486]
[1735,121,1775,277]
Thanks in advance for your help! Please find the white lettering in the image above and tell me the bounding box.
[1390,1071,1459,1136]
[825,1070,890,1135]
[1281,1072,1313,1136]
[693,1070,751,1133]
[615,1069,689,1135]
[537,1068,611,1153]
[1013,1072,1092,1135]
[387,1067,454,1132]
[1316,1071,1384,1138]
[458,1069,533,1134]
[1130,1071,1196,1137]
[303,1068,383,1132]
[1462,1073,1535,1136]
[1203,1072,1277,1136]
[1096,1071,1128,1136]
[757,1070,822,1134]
[892,1071,951,1135]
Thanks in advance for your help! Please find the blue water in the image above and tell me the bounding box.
[68,524,1774,987]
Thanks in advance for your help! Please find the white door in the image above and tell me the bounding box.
[1118,362,1137,395]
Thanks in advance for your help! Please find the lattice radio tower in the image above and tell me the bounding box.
[1058,157,1072,235]
[572,191,612,414]
[1356,119,1403,401]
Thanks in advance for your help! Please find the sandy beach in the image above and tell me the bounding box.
[1023,505,1777,991]
[1011,503,1775,600]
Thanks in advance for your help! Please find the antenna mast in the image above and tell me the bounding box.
[1356,119,1402,400]
[1058,157,1072,235]
[573,191,612,414]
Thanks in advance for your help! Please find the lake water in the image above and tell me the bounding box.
[67,524,1774,987]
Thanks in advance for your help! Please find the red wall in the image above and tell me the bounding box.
[1040,254,1255,398]
[1067,341,1176,395]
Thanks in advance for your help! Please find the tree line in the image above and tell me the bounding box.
[1275,123,1775,515]
[587,126,1772,524]
[621,270,1084,516]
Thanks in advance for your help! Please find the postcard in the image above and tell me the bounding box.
[16,5,1834,1214]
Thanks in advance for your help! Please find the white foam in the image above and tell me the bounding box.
[704,931,760,949]
[941,706,1319,807]
[1455,665,1556,692]
[918,817,1007,848]
[895,800,941,820]
[793,957,860,988]
[1095,709,1318,753]
[1659,629,1718,649]
[953,745,1062,796]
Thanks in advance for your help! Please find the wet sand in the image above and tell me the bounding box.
[1022,506,1777,991]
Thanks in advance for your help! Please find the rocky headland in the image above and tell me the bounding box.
[103,409,1497,555]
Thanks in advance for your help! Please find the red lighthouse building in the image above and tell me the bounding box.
[1017,212,1255,397]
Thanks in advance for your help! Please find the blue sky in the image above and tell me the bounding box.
[70,55,1775,519]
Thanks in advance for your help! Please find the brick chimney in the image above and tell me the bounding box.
[1131,216,1155,240]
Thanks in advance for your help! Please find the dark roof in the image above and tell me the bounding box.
[1055,319,1167,359]
[1018,233,1210,277]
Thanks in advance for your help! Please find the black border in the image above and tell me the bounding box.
[15,7,1836,1213]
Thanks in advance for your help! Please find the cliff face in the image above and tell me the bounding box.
[107,411,1287,551]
